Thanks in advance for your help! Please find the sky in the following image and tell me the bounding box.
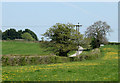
[1,0,119,2]
[1,2,118,42]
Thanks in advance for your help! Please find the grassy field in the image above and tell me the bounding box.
[2,41,75,56]
[2,44,118,81]
[2,41,53,55]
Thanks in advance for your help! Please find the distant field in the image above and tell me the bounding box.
[2,45,118,81]
[2,41,53,55]
[2,41,75,56]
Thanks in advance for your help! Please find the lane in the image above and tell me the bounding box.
[69,46,83,57]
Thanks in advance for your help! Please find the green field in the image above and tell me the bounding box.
[2,44,118,81]
[2,41,75,56]
[2,41,53,55]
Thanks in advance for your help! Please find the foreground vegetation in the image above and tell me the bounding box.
[2,45,118,81]
[2,41,99,66]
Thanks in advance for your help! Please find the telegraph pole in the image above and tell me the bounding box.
[75,23,82,56]
[75,23,82,34]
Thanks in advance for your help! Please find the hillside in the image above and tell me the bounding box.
[2,41,53,55]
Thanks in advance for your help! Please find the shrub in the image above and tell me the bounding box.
[2,49,101,66]
[2,55,70,66]
[22,32,35,41]
[80,48,101,60]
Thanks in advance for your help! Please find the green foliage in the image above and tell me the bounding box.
[80,48,101,60]
[2,55,70,66]
[2,29,18,40]
[19,57,26,66]
[85,21,111,49]
[2,28,38,41]
[22,32,35,41]
[23,29,38,41]
[81,37,91,48]
[43,23,83,56]
[17,30,23,39]
[90,37,97,49]
[6,38,11,40]
[67,51,76,56]
[108,42,120,45]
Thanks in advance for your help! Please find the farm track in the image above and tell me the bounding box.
[69,46,83,57]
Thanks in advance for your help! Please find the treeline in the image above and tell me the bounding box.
[0,29,38,41]
[108,42,120,45]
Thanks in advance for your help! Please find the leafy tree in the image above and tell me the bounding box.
[2,28,38,41]
[2,29,18,40]
[23,29,38,41]
[43,23,83,56]
[81,37,91,48]
[85,21,111,49]
[22,32,35,41]
[17,30,23,39]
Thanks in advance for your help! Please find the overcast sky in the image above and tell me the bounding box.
[1,2,118,42]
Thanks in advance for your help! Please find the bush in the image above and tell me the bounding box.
[2,49,101,66]
[2,55,70,66]
[80,48,101,60]
[22,32,35,41]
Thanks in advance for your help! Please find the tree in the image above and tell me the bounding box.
[85,21,111,49]
[2,29,18,40]
[22,29,38,41]
[17,30,23,39]
[21,32,35,41]
[81,37,91,48]
[2,28,38,41]
[43,23,83,56]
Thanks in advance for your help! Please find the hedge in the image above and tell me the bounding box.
[79,48,101,60]
[2,55,70,66]
[108,42,120,45]
[2,48,101,66]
